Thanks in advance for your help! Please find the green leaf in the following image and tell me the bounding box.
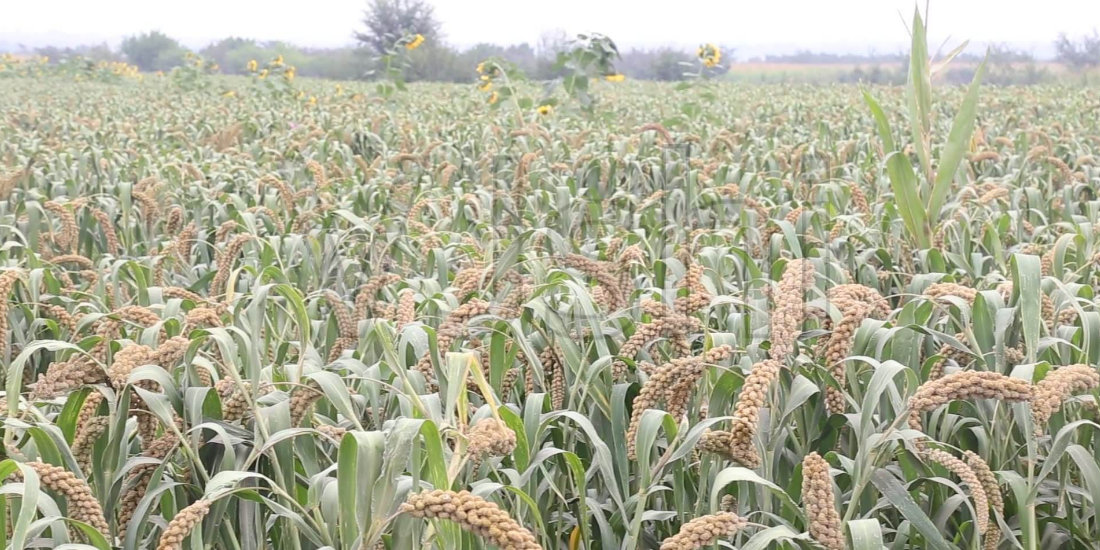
[1011,253,1042,361]
[871,469,952,550]
[927,52,987,223]
[907,7,933,183]
[848,518,886,550]
[863,88,928,249]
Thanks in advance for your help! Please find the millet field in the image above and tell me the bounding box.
[1,16,1100,550]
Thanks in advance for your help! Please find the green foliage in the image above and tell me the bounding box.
[1054,30,1100,68]
[120,30,188,72]
[355,0,441,55]
[550,33,621,112]
[863,7,987,250]
[169,52,221,91]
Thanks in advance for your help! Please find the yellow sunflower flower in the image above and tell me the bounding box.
[604,73,625,82]
[537,104,552,115]
[478,80,492,92]
[476,62,486,74]
[488,91,499,105]
[406,34,425,50]
[285,66,296,81]
[259,69,269,79]
[247,59,258,73]
[698,43,721,68]
[273,55,284,67]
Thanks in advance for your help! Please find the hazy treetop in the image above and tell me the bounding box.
[3,0,1098,59]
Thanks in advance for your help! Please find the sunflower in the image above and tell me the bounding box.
[478,80,492,92]
[406,34,425,50]
[259,69,269,80]
[698,44,721,68]
[284,66,296,81]
[604,73,625,82]
[476,62,486,74]
[247,59,258,73]
[273,55,284,67]
[488,91,499,105]
[537,104,553,115]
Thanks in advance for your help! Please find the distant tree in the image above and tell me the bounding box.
[121,31,186,71]
[201,37,260,73]
[649,49,694,81]
[1055,30,1100,68]
[355,0,441,54]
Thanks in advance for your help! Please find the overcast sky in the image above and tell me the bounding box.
[3,0,1098,58]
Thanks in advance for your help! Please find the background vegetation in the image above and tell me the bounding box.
[12,0,1100,84]
[1,5,1100,550]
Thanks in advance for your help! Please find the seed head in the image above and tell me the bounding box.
[659,512,746,550]
[14,461,109,537]
[908,371,1033,433]
[1032,364,1099,434]
[802,452,845,550]
[157,499,211,550]
[400,490,541,550]
[923,448,989,534]
[769,259,815,359]
[467,417,517,470]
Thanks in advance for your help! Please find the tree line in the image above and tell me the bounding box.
[17,0,1100,83]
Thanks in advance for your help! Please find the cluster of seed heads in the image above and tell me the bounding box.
[923,282,977,304]
[802,452,845,550]
[72,416,109,473]
[929,334,972,380]
[674,261,712,315]
[185,306,223,328]
[908,371,1034,433]
[627,345,733,459]
[216,377,271,421]
[119,433,179,531]
[539,344,566,409]
[961,450,1004,550]
[821,286,885,414]
[0,270,22,357]
[415,299,490,389]
[722,358,782,468]
[466,417,517,471]
[922,448,989,535]
[157,499,211,550]
[561,253,628,311]
[289,382,324,426]
[355,273,402,319]
[613,300,699,379]
[211,234,250,297]
[400,490,542,550]
[658,512,746,550]
[1032,364,1099,434]
[13,461,109,537]
[769,259,815,359]
[33,355,105,400]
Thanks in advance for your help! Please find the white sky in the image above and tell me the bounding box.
[3,0,1099,58]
